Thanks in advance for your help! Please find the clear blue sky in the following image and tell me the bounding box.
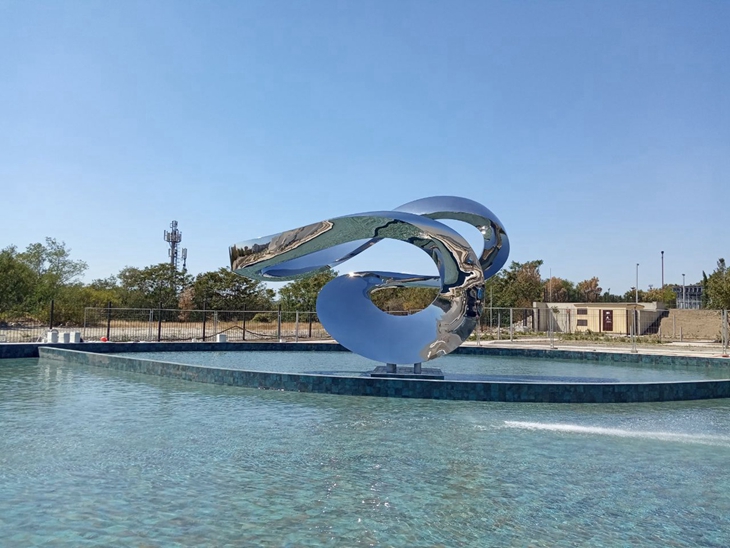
[2,0,728,295]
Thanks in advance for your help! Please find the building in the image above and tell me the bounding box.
[532,302,668,336]
[671,284,703,309]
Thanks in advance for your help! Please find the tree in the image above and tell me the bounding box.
[703,259,730,309]
[278,268,337,312]
[0,246,35,316]
[542,277,577,302]
[117,263,192,309]
[643,286,676,306]
[190,268,275,311]
[576,277,602,302]
[16,238,88,310]
[370,286,439,312]
[52,282,125,326]
[489,260,544,309]
[622,288,647,302]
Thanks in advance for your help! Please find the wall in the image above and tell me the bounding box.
[37,346,730,403]
[658,309,724,341]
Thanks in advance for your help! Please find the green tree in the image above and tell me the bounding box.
[370,286,439,312]
[488,260,544,309]
[16,238,88,311]
[0,246,35,316]
[190,268,275,311]
[622,288,647,302]
[279,268,337,312]
[703,259,730,309]
[117,263,192,309]
[52,282,125,326]
[576,277,602,302]
[542,277,577,302]
[643,286,676,306]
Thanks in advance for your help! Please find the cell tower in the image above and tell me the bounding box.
[164,220,188,270]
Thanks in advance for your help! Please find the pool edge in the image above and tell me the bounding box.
[38,346,730,403]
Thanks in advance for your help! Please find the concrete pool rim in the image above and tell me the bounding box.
[22,343,730,403]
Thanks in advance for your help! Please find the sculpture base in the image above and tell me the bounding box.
[370,365,444,380]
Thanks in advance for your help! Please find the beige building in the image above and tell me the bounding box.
[532,302,668,336]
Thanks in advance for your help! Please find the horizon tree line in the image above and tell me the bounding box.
[2,238,729,326]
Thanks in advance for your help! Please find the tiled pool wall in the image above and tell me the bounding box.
[37,346,730,403]
[0,341,348,359]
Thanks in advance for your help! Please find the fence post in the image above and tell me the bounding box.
[509,308,514,341]
[549,309,554,349]
[631,322,637,353]
[723,310,728,357]
[106,301,112,341]
[277,305,282,342]
[157,303,163,342]
[295,311,299,343]
[202,300,207,341]
[147,310,154,341]
[497,311,501,340]
[49,300,55,330]
[214,311,218,337]
[308,313,313,338]
[242,305,246,341]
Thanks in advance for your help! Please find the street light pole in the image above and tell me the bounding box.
[635,263,639,304]
[682,273,686,309]
[661,251,664,289]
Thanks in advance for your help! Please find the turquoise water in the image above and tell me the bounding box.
[2,357,729,547]
[126,350,730,383]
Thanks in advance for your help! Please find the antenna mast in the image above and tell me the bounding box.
[164,220,187,270]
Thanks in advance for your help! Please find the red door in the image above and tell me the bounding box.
[602,310,613,331]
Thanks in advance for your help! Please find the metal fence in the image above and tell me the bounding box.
[1,305,728,349]
[80,307,331,343]
[475,307,729,346]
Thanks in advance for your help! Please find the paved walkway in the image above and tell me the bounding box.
[462,338,730,359]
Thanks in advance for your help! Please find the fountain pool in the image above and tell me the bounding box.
[1,356,729,547]
[122,349,730,383]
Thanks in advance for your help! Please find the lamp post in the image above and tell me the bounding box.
[682,273,686,309]
[661,251,664,289]
[633,264,640,349]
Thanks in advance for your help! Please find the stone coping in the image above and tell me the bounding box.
[36,346,730,403]
[3,340,730,367]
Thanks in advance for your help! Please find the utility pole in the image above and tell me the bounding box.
[661,251,664,289]
[635,263,639,304]
[682,274,686,309]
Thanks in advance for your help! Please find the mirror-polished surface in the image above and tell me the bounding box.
[229,197,509,364]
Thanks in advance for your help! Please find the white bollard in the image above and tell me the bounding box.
[46,330,59,343]
[61,332,71,344]
[216,333,227,343]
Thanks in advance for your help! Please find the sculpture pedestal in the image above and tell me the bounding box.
[370,365,444,380]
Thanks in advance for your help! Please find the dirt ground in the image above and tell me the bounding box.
[658,309,724,341]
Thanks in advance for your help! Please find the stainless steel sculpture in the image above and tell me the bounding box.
[230,196,509,364]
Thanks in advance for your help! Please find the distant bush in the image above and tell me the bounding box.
[251,313,272,323]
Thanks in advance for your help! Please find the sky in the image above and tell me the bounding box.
[2,0,728,295]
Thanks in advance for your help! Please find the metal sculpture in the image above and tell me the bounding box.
[230,196,509,364]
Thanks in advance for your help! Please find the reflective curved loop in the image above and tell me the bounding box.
[229,197,509,364]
